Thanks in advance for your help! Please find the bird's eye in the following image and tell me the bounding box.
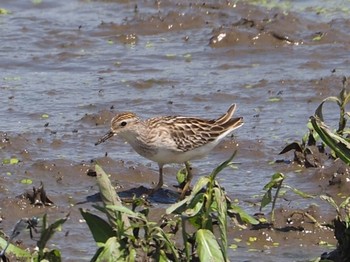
[120,121,127,127]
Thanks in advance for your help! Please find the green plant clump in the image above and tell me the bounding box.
[82,152,258,261]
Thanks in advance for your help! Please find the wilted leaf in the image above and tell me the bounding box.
[279,142,303,154]
[284,185,314,199]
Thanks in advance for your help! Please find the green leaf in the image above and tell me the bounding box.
[284,185,314,198]
[95,164,131,230]
[192,176,210,195]
[213,187,227,259]
[263,173,284,190]
[228,204,259,225]
[79,208,115,244]
[195,229,225,262]
[0,236,31,258]
[183,193,205,217]
[310,116,350,164]
[210,151,237,181]
[0,8,10,15]
[37,213,69,252]
[176,167,187,184]
[166,177,209,215]
[41,249,62,261]
[95,237,122,262]
[314,96,341,121]
[152,228,180,262]
[260,190,272,210]
[20,179,33,184]
[267,97,281,102]
[3,158,20,165]
[320,195,340,215]
[106,205,146,222]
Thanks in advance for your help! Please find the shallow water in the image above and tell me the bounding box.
[1,0,350,261]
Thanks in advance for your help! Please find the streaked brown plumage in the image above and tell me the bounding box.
[96,104,243,198]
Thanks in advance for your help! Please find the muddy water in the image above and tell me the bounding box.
[1,0,350,261]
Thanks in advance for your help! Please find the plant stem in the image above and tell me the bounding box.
[271,179,283,223]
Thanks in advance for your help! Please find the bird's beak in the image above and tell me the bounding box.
[95,131,115,146]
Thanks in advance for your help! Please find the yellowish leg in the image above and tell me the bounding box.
[179,161,192,200]
[149,164,164,194]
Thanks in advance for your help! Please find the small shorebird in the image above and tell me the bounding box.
[95,104,243,199]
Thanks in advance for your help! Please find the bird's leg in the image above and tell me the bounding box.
[179,161,192,200]
[149,164,164,194]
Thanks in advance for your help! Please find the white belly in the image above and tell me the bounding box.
[143,140,219,165]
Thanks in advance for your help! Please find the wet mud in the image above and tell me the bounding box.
[1,0,350,261]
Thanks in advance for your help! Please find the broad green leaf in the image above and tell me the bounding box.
[79,208,115,244]
[192,176,210,195]
[95,237,122,262]
[183,193,205,217]
[166,177,209,214]
[195,229,225,262]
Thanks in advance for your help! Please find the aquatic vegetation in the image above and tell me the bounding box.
[280,77,350,166]
[260,172,314,223]
[310,77,350,164]
[82,153,257,261]
[319,195,350,262]
[0,213,69,261]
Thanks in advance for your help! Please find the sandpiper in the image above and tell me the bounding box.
[95,104,243,198]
